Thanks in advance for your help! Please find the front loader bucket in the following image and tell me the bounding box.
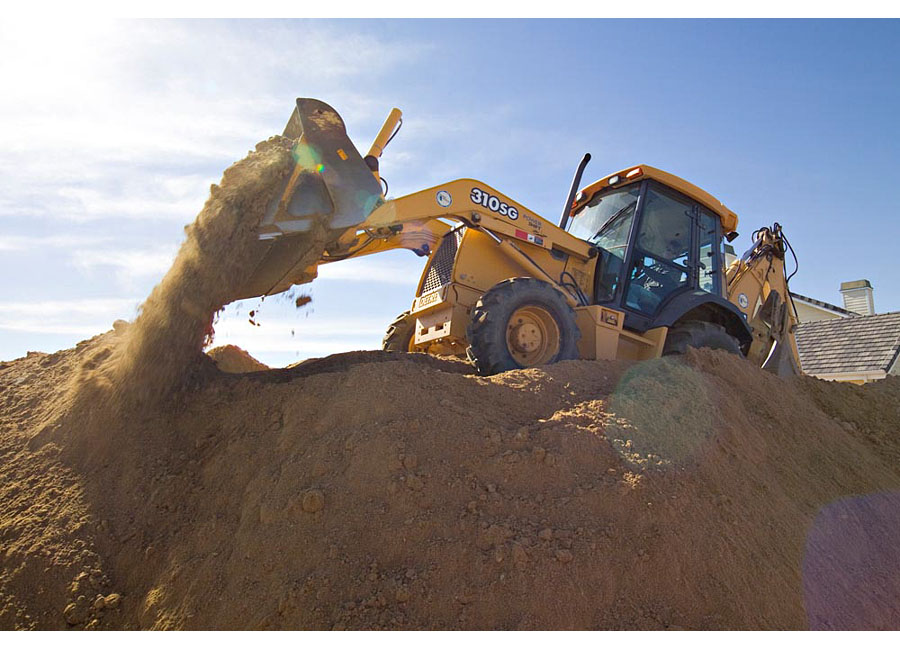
[234,98,384,300]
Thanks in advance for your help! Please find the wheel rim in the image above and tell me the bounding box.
[506,305,560,366]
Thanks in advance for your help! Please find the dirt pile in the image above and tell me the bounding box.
[206,346,269,374]
[2,131,898,630]
[2,337,899,630]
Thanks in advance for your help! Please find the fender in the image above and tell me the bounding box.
[651,290,753,351]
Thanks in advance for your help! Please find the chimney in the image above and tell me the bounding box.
[840,279,875,316]
[723,243,737,269]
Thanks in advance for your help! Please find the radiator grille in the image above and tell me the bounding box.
[421,228,465,294]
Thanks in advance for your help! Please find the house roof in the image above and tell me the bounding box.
[795,311,900,376]
[790,292,857,317]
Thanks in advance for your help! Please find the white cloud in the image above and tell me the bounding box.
[69,244,178,288]
[315,256,424,286]
[54,188,205,223]
[0,234,113,251]
[0,298,140,336]
[0,20,426,226]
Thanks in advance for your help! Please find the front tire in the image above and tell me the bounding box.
[466,278,580,375]
[662,320,741,356]
[382,312,415,352]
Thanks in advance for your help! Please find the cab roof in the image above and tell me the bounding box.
[574,164,739,233]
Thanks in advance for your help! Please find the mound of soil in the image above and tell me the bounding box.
[206,346,269,374]
[1,336,899,630]
[3,132,898,631]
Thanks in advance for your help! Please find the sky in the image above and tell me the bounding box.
[1,19,899,366]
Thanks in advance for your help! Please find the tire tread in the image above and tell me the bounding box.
[466,278,580,375]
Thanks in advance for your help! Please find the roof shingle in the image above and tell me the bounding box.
[795,311,900,376]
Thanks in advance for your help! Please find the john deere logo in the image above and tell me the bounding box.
[436,190,452,208]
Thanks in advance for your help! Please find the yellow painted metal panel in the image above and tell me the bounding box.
[574,164,739,233]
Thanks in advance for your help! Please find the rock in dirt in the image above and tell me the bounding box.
[301,489,325,513]
[64,599,89,626]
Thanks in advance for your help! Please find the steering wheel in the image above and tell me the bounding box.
[633,258,669,286]
[643,264,671,285]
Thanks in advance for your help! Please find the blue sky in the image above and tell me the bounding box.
[1,19,898,366]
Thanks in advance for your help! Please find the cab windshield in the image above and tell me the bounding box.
[567,184,641,259]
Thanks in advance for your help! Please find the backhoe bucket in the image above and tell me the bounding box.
[762,338,800,377]
[235,98,384,299]
[755,290,801,377]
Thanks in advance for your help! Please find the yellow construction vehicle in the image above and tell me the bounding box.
[236,99,801,376]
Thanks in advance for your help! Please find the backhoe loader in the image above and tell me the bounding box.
[234,99,801,376]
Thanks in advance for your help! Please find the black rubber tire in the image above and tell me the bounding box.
[382,311,415,352]
[466,278,580,375]
[663,320,741,356]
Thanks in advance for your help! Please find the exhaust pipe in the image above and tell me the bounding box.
[559,153,591,230]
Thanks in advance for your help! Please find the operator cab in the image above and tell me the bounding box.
[566,166,738,331]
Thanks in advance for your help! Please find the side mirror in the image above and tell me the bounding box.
[726,231,739,242]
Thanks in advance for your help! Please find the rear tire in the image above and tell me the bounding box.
[663,320,741,356]
[383,312,415,352]
[466,278,580,375]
